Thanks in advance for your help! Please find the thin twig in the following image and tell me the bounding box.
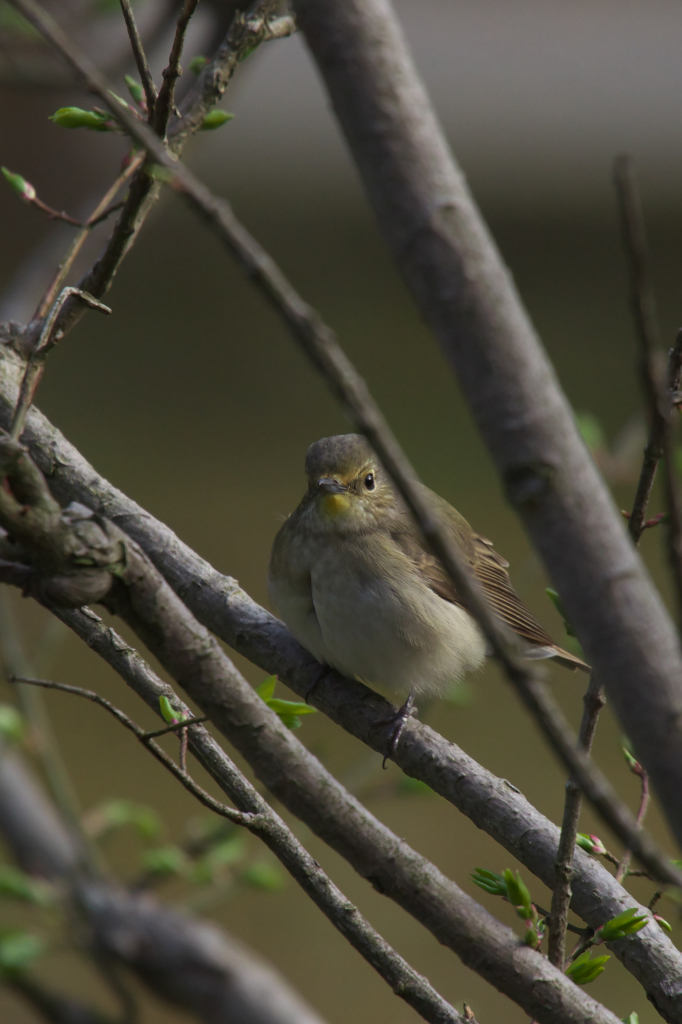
[9,676,255,827]
[547,673,605,967]
[11,674,466,1024]
[614,155,682,617]
[153,0,200,136]
[119,0,157,115]
[616,764,650,884]
[34,151,144,321]
[3,0,679,892]
[10,287,111,442]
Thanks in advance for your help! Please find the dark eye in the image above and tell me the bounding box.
[363,472,375,491]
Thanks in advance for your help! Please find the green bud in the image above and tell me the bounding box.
[0,704,25,744]
[545,588,576,637]
[256,676,276,701]
[654,914,672,934]
[159,695,181,724]
[93,798,161,840]
[524,926,538,947]
[189,55,209,74]
[565,949,610,984]
[199,110,234,131]
[622,746,640,772]
[594,907,648,943]
[502,868,533,919]
[622,1014,639,1023]
[124,75,145,107]
[49,107,113,131]
[1,168,35,202]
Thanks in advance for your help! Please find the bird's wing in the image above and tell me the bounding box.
[392,487,589,672]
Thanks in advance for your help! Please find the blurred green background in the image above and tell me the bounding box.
[1,1,682,1021]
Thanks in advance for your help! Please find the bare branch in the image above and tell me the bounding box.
[118,0,157,115]
[10,288,111,443]
[153,0,200,136]
[547,673,605,967]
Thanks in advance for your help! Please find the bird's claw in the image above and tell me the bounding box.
[374,694,417,768]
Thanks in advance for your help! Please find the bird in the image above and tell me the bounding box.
[268,434,589,757]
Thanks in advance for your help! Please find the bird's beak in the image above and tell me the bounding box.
[317,477,346,494]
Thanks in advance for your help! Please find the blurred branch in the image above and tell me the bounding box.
[547,673,605,967]
[0,745,330,1024]
[118,0,157,115]
[8,973,114,1024]
[11,674,467,1024]
[5,0,674,895]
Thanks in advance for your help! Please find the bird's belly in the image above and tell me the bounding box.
[310,565,486,697]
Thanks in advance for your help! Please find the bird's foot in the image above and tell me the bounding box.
[305,663,330,704]
[374,694,417,769]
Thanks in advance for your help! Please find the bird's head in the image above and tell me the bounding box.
[303,434,397,531]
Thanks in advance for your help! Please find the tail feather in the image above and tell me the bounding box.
[524,644,591,673]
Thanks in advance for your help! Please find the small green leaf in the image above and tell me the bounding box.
[594,906,648,943]
[189,55,209,74]
[159,695,181,725]
[92,799,161,840]
[0,705,25,744]
[278,713,302,729]
[576,833,606,856]
[471,868,507,897]
[524,926,538,947]
[49,106,113,131]
[199,110,234,131]
[622,1013,640,1023]
[256,676,277,701]
[242,861,285,892]
[204,834,246,869]
[545,588,577,637]
[142,844,188,877]
[654,914,672,933]
[0,866,53,906]
[266,698,316,716]
[398,776,434,796]
[0,930,45,976]
[124,75,145,108]
[566,949,610,984]
[576,411,607,455]
[1,168,35,202]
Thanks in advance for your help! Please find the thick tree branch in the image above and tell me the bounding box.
[290,0,682,851]
[0,354,679,1022]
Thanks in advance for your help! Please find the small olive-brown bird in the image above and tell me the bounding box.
[268,435,588,731]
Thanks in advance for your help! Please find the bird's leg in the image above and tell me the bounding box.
[374,693,417,769]
[304,663,331,704]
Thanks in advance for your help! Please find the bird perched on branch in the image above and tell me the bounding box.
[268,434,589,757]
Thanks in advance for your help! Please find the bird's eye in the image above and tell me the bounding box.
[363,472,375,491]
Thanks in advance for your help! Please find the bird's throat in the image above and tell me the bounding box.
[321,493,351,518]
